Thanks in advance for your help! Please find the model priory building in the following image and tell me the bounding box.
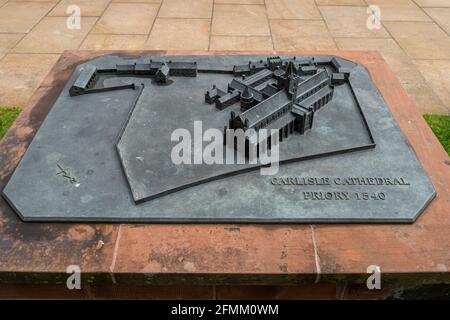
[205,57,344,156]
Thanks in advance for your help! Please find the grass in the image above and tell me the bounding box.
[0,107,21,140]
[423,114,450,156]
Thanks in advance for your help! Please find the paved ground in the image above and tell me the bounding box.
[0,0,448,114]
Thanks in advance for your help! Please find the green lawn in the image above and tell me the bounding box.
[0,107,21,140]
[424,114,450,156]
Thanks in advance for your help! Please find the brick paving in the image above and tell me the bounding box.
[0,0,448,114]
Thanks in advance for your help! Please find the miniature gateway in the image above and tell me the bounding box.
[2,55,435,222]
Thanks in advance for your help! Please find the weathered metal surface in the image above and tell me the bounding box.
[2,54,436,222]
